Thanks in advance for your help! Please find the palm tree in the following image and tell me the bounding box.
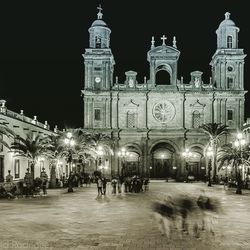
[200,123,228,182]
[48,130,96,188]
[0,118,16,148]
[10,132,53,179]
[47,133,68,188]
[89,132,114,174]
[218,143,250,194]
[90,132,114,155]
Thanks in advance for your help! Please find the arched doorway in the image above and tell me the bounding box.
[155,68,171,85]
[150,142,176,178]
[119,145,141,177]
[188,146,205,180]
[123,152,140,177]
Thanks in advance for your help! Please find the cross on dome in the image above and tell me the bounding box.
[161,35,167,45]
[97,4,103,19]
[151,36,155,49]
[172,36,177,48]
[225,12,230,20]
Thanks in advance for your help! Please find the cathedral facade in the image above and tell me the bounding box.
[82,8,246,179]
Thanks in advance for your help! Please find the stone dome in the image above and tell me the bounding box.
[91,19,108,27]
[219,12,236,28]
[219,19,236,28]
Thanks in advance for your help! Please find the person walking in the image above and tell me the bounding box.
[111,177,117,194]
[117,176,123,194]
[97,176,103,196]
[102,177,107,195]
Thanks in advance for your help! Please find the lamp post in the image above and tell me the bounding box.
[64,132,75,192]
[234,132,246,194]
[118,147,129,177]
[182,148,193,182]
[206,146,213,187]
[99,164,108,176]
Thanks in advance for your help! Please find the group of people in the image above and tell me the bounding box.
[0,168,49,199]
[60,172,94,190]
[95,175,150,196]
[153,190,222,238]
[123,176,149,193]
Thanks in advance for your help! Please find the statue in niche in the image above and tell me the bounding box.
[128,77,134,87]
[194,77,200,88]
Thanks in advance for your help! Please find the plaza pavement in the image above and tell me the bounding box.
[0,181,250,250]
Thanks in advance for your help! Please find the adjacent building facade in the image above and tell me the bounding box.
[0,100,61,183]
[82,8,246,179]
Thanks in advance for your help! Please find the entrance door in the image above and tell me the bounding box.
[152,159,171,178]
[150,144,175,178]
[124,162,138,177]
[188,162,199,178]
[0,156,4,182]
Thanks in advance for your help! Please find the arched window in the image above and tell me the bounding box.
[227,36,233,48]
[95,36,101,48]
[193,111,201,128]
[227,77,233,89]
[155,70,171,85]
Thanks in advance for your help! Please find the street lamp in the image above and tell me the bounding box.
[118,148,129,177]
[182,148,193,181]
[234,132,246,194]
[64,132,75,192]
[99,164,108,176]
[206,146,213,187]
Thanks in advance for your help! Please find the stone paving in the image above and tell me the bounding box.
[0,181,250,250]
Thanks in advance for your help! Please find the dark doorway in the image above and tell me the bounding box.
[150,142,176,178]
[152,159,171,178]
[121,151,140,177]
[155,70,171,85]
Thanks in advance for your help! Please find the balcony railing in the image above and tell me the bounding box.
[0,107,50,130]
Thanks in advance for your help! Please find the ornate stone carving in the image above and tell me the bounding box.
[153,101,175,123]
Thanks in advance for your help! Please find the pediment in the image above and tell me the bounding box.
[123,99,139,108]
[148,45,180,56]
[190,99,206,108]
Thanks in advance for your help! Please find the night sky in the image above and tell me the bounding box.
[0,1,249,130]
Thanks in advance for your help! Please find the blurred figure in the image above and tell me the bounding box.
[152,196,176,238]
[97,176,103,196]
[111,177,117,194]
[152,192,222,239]
[144,178,149,192]
[102,177,107,195]
[40,167,48,195]
[24,168,33,197]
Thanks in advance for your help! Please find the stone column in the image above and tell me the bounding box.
[180,95,185,128]
[221,99,226,125]
[216,98,221,124]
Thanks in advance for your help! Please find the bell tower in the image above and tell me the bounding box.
[83,5,115,90]
[210,12,246,90]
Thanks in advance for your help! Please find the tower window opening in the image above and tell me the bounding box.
[95,37,101,48]
[227,110,233,121]
[94,109,101,121]
[227,36,233,48]
[155,70,171,85]
[227,77,233,89]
